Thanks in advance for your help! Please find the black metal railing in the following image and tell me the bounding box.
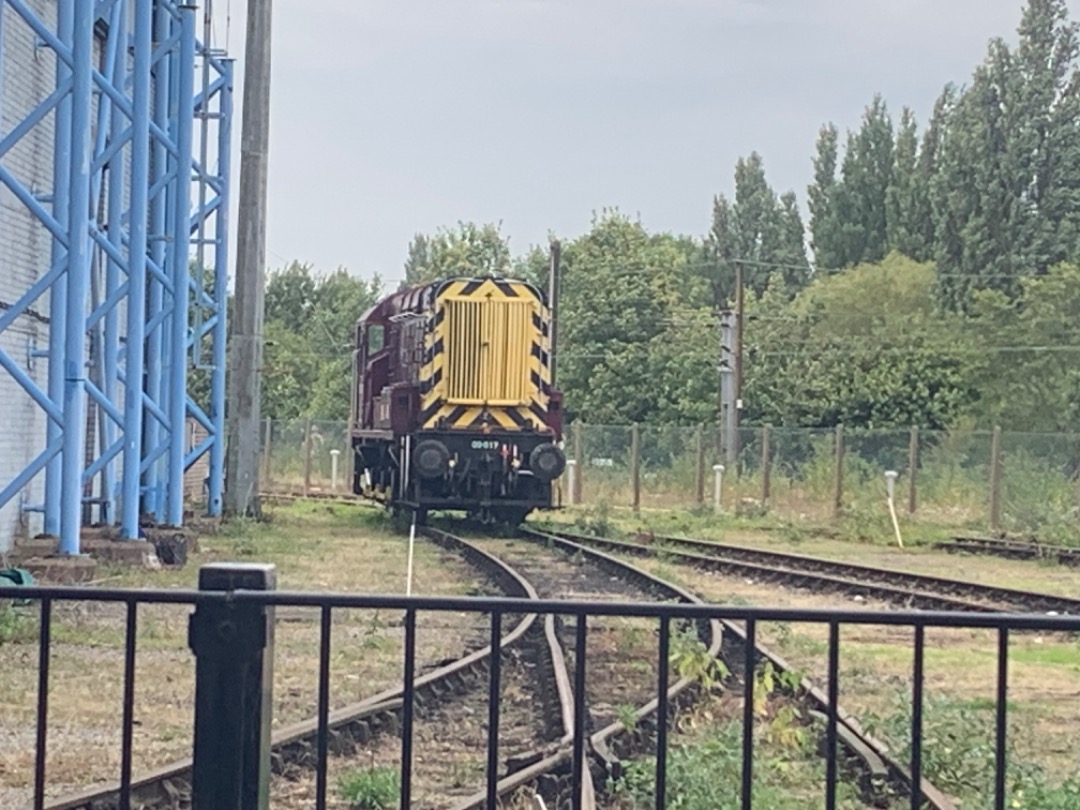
[3,565,1079,810]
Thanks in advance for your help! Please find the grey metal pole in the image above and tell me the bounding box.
[548,239,561,388]
[719,310,736,470]
[226,0,273,517]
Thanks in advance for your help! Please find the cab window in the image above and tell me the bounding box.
[367,324,385,353]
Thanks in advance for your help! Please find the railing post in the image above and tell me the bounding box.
[188,563,276,810]
[833,424,845,519]
[631,423,641,513]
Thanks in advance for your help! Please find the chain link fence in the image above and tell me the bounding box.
[259,419,1080,537]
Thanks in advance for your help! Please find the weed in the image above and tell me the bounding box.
[616,623,648,653]
[779,521,807,545]
[669,627,729,691]
[574,501,614,537]
[0,605,35,645]
[616,702,640,731]
[361,611,392,652]
[339,766,400,810]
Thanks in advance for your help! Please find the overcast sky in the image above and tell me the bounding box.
[215,0,1080,288]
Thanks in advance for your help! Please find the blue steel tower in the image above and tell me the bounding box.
[0,0,233,555]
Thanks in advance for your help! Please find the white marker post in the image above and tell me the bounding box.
[884,470,904,549]
[713,464,725,514]
[330,449,340,492]
[406,517,417,596]
[566,459,577,506]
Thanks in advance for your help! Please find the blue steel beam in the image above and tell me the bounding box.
[167,4,196,527]
[59,0,94,555]
[121,0,154,540]
[143,0,173,522]
[44,0,73,539]
[0,0,232,547]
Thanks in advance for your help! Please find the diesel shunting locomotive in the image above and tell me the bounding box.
[350,276,565,525]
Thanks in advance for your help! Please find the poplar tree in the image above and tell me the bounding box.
[834,95,894,267]
[934,0,1080,309]
[807,124,843,270]
[886,107,932,261]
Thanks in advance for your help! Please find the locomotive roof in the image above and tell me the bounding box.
[356,276,545,326]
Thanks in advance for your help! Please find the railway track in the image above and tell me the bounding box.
[40,526,952,810]
[511,529,954,810]
[543,527,1080,615]
[935,535,1080,566]
[40,530,537,810]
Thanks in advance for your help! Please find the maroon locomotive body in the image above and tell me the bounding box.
[350,276,564,525]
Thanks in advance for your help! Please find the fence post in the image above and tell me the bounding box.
[833,424,845,519]
[695,423,706,505]
[189,563,276,810]
[572,421,584,505]
[631,423,641,513]
[262,417,272,486]
[907,426,918,515]
[760,425,772,505]
[303,419,313,496]
[989,425,1003,532]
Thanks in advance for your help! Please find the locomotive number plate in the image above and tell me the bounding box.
[471,440,501,450]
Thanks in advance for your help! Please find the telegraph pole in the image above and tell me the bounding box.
[225,0,273,517]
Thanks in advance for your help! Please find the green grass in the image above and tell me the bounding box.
[861,694,1080,808]
[608,715,865,809]
[0,605,36,645]
[338,766,400,809]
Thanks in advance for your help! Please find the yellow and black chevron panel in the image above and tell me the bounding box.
[418,278,552,431]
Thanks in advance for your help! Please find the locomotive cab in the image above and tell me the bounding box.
[350,277,564,526]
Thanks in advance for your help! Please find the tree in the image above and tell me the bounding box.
[401,221,512,287]
[933,0,1080,310]
[966,263,1080,431]
[558,211,688,424]
[834,95,894,268]
[704,153,810,305]
[808,124,844,270]
[262,263,383,421]
[265,261,318,335]
[743,253,978,430]
[402,233,432,285]
[886,107,932,261]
